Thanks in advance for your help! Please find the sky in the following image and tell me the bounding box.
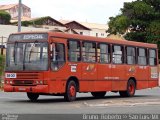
[0,0,135,24]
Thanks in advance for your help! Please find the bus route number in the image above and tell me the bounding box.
[5,73,17,78]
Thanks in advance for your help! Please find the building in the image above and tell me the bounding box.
[64,21,91,36]
[60,20,108,38]
[0,4,31,20]
[80,22,108,38]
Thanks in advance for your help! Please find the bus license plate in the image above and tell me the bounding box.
[18,88,26,91]
[5,73,17,78]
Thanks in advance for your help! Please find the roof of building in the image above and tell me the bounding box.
[107,34,125,40]
[0,3,30,10]
[11,16,33,23]
[60,19,108,30]
[0,4,17,10]
[80,22,108,30]
[65,21,91,30]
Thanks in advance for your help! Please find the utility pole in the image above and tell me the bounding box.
[18,0,22,32]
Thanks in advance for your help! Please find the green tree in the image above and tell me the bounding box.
[0,11,11,24]
[107,0,160,58]
[0,55,5,89]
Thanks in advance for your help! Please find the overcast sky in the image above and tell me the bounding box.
[1,0,135,24]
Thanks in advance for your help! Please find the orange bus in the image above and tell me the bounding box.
[4,32,159,102]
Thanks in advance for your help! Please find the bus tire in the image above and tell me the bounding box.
[64,80,77,102]
[91,92,106,98]
[119,79,136,97]
[27,93,39,102]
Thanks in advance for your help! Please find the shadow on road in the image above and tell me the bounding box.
[6,94,153,104]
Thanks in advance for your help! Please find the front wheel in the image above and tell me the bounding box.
[64,80,77,102]
[119,79,136,97]
[27,93,39,102]
[91,92,106,98]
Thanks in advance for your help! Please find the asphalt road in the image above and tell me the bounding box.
[0,87,160,115]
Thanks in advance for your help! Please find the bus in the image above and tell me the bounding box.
[4,32,159,102]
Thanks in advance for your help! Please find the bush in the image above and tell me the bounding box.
[0,10,11,24]
[0,55,5,90]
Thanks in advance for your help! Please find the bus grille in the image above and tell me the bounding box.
[12,73,41,86]
[17,73,40,79]
[14,80,34,85]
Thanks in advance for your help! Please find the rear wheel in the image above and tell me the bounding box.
[27,93,39,102]
[91,92,106,98]
[64,80,77,102]
[119,79,136,97]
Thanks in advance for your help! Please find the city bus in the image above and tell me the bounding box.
[4,32,159,102]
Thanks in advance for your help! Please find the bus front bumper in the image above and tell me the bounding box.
[4,85,49,93]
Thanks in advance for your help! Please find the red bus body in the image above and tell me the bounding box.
[4,32,159,101]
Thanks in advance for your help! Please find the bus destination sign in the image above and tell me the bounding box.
[8,33,48,42]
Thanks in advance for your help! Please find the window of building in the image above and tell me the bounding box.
[96,33,98,37]
[112,45,123,64]
[82,42,96,62]
[68,40,81,62]
[149,49,157,66]
[126,47,136,64]
[97,43,110,63]
[80,32,83,35]
[138,48,147,65]
[101,33,104,36]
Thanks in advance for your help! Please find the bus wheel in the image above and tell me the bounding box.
[91,92,106,98]
[119,79,136,97]
[27,93,39,102]
[64,80,77,102]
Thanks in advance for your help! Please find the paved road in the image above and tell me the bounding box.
[0,87,160,114]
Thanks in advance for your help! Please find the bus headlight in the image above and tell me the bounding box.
[36,81,39,84]
[6,80,9,84]
[40,81,43,84]
[9,81,13,84]
[35,80,43,85]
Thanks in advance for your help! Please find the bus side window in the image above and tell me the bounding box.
[149,49,157,66]
[51,43,65,71]
[126,46,136,65]
[68,40,81,62]
[82,42,96,62]
[98,43,110,63]
[138,48,147,65]
[112,45,123,64]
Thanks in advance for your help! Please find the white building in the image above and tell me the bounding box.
[80,22,108,38]
[60,20,108,38]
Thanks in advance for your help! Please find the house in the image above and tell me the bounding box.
[0,4,31,20]
[64,21,91,36]
[60,20,108,38]
[80,22,108,38]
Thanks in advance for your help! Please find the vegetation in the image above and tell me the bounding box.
[0,55,5,90]
[19,16,51,27]
[0,10,11,24]
[107,0,160,59]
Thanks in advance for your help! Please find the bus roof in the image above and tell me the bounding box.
[49,32,157,49]
[10,31,157,48]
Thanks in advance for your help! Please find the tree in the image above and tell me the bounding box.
[107,0,160,58]
[0,11,11,24]
[0,55,5,89]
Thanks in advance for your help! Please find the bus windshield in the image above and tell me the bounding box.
[6,42,48,71]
